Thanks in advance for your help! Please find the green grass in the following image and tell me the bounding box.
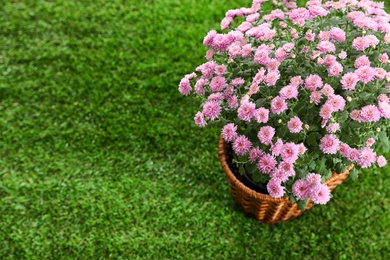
[0,0,390,259]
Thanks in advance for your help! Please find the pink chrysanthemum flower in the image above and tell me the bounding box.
[266,58,281,72]
[221,87,233,97]
[321,84,334,97]
[253,68,266,84]
[220,16,233,30]
[202,100,221,120]
[297,143,307,155]
[257,154,276,174]
[352,36,370,51]
[270,96,288,114]
[318,31,330,41]
[322,54,337,67]
[221,123,237,142]
[270,138,283,156]
[327,62,343,77]
[267,178,285,198]
[317,41,336,53]
[227,96,238,108]
[275,48,288,62]
[270,169,289,183]
[306,173,322,187]
[205,49,214,60]
[360,105,381,122]
[227,43,242,58]
[194,112,207,127]
[378,101,390,119]
[249,147,264,162]
[366,138,375,147]
[354,55,371,68]
[305,74,323,91]
[203,30,217,47]
[278,161,295,177]
[375,68,387,80]
[282,43,295,52]
[287,116,303,133]
[292,179,309,200]
[232,135,252,156]
[288,8,311,25]
[329,27,346,42]
[209,76,227,92]
[290,28,299,40]
[326,123,340,133]
[270,9,285,20]
[281,142,299,163]
[341,72,359,90]
[355,66,376,84]
[195,78,206,95]
[384,33,390,44]
[326,95,346,112]
[310,91,322,105]
[310,184,331,205]
[338,51,347,59]
[377,155,387,167]
[246,13,260,22]
[290,76,304,87]
[231,77,245,86]
[350,110,361,121]
[211,34,232,52]
[377,94,389,103]
[280,85,299,99]
[339,143,350,158]
[237,101,256,121]
[305,29,316,41]
[357,147,376,168]
[258,126,275,145]
[241,44,253,58]
[196,61,216,79]
[319,134,340,154]
[237,21,253,32]
[253,107,269,123]
[319,104,332,119]
[254,47,270,65]
[266,71,281,86]
[248,83,259,95]
[366,35,379,47]
[379,53,389,63]
[347,148,360,162]
[208,93,224,102]
[178,77,192,96]
[308,5,327,18]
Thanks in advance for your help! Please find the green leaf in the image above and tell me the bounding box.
[335,163,347,174]
[336,111,349,123]
[378,131,390,152]
[349,167,359,180]
[239,166,245,175]
[306,132,318,147]
[315,158,327,175]
[298,200,308,211]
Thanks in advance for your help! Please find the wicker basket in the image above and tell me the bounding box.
[218,136,353,224]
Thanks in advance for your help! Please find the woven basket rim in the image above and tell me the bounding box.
[218,135,353,203]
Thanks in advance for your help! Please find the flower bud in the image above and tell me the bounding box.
[291,53,296,58]
[304,124,310,130]
[278,119,282,124]
[347,96,352,102]
[376,128,381,132]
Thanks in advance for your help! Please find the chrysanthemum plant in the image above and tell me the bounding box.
[179,0,390,209]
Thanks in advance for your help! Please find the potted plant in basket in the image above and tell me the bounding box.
[178,0,390,223]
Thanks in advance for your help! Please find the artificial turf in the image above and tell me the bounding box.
[0,0,389,258]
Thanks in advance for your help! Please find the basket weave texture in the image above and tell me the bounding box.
[218,136,353,224]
